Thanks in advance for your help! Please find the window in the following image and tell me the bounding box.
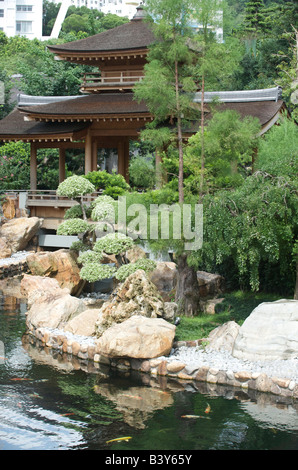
[16,21,32,34]
[0,9,3,18]
[17,5,33,12]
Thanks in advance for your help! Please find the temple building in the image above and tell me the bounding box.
[0,5,287,230]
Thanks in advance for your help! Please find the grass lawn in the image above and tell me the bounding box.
[174,290,282,342]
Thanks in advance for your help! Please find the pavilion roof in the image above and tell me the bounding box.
[17,93,150,121]
[47,7,155,58]
[0,108,89,142]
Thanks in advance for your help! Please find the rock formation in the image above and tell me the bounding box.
[96,315,176,359]
[95,269,177,337]
[0,217,42,257]
[232,299,298,361]
[26,249,84,296]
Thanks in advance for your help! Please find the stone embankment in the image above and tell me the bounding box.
[0,252,31,279]
[26,321,298,400]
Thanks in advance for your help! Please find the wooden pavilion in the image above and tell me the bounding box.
[0,5,287,229]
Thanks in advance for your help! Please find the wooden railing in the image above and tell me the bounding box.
[26,190,102,207]
[81,71,144,90]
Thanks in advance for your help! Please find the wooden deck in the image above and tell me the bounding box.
[1,190,101,230]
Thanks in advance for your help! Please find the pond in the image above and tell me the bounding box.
[0,280,297,452]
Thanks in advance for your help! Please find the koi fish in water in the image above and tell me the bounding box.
[106,436,132,444]
[181,415,210,419]
[205,403,211,414]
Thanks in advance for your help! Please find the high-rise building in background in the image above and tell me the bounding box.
[49,0,141,19]
[0,0,43,39]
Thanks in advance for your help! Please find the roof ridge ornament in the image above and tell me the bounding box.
[132,2,147,21]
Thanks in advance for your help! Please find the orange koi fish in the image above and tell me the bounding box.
[205,403,211,414]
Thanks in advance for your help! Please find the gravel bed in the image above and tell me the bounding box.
[0,251,30,266]
[169,345,298,382]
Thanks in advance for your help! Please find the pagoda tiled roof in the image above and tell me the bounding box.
[48,15,155,55]
[17,93,149,119]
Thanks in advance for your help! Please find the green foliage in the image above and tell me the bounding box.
[80,263,117,283]
[129,155,156,189]
[84,171,130,192]
[93,233,134,255]
[102,185,127,199]
[69,240,90,252]
[57,218,90,236]
[184,110,260,193]
[91,200,116,223]
[77,250,104,265]
[64,204,91,220]
[187,171,297,293]
[115,258,157,281]
[256,117,298,178]
[57,175,95,199]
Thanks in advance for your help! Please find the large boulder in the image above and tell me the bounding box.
[0,217,42,253]
[232,299,298,361]
[95,269,168,337]
[207,321,240,353]
[96,315,176,359]
[26,249,84,296]
[63,308,101,336]
[21,274,85,330]
[196,270,225,299]
[149,261,177,301]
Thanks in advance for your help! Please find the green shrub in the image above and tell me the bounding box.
[85,170,130,191]
[57,175,95,199]
[93,232,134,255]
[80,262,117,282]
[115,258,157,281]
[64,204,92,219]
[102,185,127,199]
[77,250,104,265]
[57,218,90,235]
[129,154,156,189]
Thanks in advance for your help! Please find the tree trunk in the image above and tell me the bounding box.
[175,59,184,204]
[294,260,298,300]
[199,73,205,199]
[175,254,200,316]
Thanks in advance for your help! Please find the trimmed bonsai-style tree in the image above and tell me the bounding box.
[57,175,96,220]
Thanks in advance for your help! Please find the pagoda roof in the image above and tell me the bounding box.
[47,7,155,59]
[17,93,150,121]
[0,108,89,142]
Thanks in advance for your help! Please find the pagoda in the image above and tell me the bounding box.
[0,3,287,228]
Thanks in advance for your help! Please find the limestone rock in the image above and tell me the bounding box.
[2,196,16,219]
[232,300,298,361]
[207,321,240,354]
[125,245,147,263]
[26,249,84,295]
[149,261,177,301]
[21,274,85,330]
[197,271,225,299]
[0,237,12,258]
[63,308,101,336]
[0,217,42,253]
[95,269,167,337]
[96,315,176,359]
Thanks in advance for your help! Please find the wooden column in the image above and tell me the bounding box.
[124,138,130,183]
[92,140,98,172]
[85,131,92,175]
[117,139,125,177]
[30,142,37,190]
[59,148,66,183]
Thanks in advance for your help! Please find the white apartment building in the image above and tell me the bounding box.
[49,0,141,19]
[0,0,43,39]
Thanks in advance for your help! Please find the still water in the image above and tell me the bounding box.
[0,282,297,451]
